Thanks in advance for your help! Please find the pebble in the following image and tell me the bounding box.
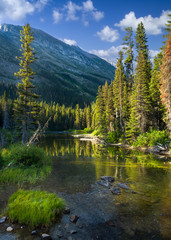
[6,226,13,232]
[70,229,77,234]
[63,207,70,214]
[41,233,52,240]
[70,215,79,223]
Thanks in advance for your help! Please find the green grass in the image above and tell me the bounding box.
[5,189,65,227]
[0,165,52,184]
[0,144,52,184]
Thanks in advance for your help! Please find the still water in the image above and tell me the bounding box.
[0,133,171,239]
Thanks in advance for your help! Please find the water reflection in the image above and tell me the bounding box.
[39,134,171,238]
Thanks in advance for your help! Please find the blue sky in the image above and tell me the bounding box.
[0,0,170,64]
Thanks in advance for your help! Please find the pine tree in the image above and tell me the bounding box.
[149,52,165,129]
[160,32,171,136]
[14,23,39,145]
[127,23,152,136]
[74,104,80,129]
[95,86,104,132]
[123,27,134,92]
[113,51,127,134]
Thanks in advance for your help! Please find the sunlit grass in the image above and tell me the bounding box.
[5,189,65,227]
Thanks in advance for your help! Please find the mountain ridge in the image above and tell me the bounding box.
[0,24,115,106]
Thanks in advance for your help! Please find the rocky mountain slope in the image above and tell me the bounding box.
[0,24,115,106]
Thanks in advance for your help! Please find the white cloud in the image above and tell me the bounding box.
[53,0,104,25]
[90,45,124,65]
[149,49,160,58]
[35,0,49,11]
[92,11,104,21]
[62,38,78,46]
[97,26,119,42]
[0,0,34,22]
[83,0,94,12]
[115,10,171,35]
[53,10,63,24]
[64,1,81,21]
[0,0,50,23]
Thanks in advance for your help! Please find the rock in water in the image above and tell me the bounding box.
[101,176,115,182]
[111,187,121,195]
[70,215,79,223]
[41,233,52,240]
[97,180,110,188]
[117,183,129,190]
[0,216,6,224]
[6,226,13,232]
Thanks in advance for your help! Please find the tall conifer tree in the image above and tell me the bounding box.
[126,23,152,136]
[14,23,39,145]
[160,32,171,137]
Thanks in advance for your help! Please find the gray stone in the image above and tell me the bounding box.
[56,230,63,238]
[111,187,121,195]
[41,233,52,240]
[6,226,13,232]
[0,216,6,224]
[101,176,115,182]
[117,183,129,190]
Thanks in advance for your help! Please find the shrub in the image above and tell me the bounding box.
[2,144,51,168]
[6,190,65,227]
[106,131,120,143]
[132,130,170,147]
[0,144,52,184]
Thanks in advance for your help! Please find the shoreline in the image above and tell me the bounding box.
[72,133,171,157]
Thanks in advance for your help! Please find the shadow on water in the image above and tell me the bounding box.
[0,133,171,239]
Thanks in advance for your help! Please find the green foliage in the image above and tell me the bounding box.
[6,189,65,227]
[2,144,51,168]
[92,129,101,136]
[106,131,121,143]
[132,130,169,147]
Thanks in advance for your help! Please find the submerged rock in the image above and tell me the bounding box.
[117,183,129,190]
[101,176,115,182]
[110,187,121,195]
[70,215,79,223]
[0,216,6,224]
[41,233,52,240]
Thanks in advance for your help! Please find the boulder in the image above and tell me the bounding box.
[97,180,110,188]
[63,207,70,214]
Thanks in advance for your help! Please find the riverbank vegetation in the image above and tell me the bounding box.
[5,189,64,227]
